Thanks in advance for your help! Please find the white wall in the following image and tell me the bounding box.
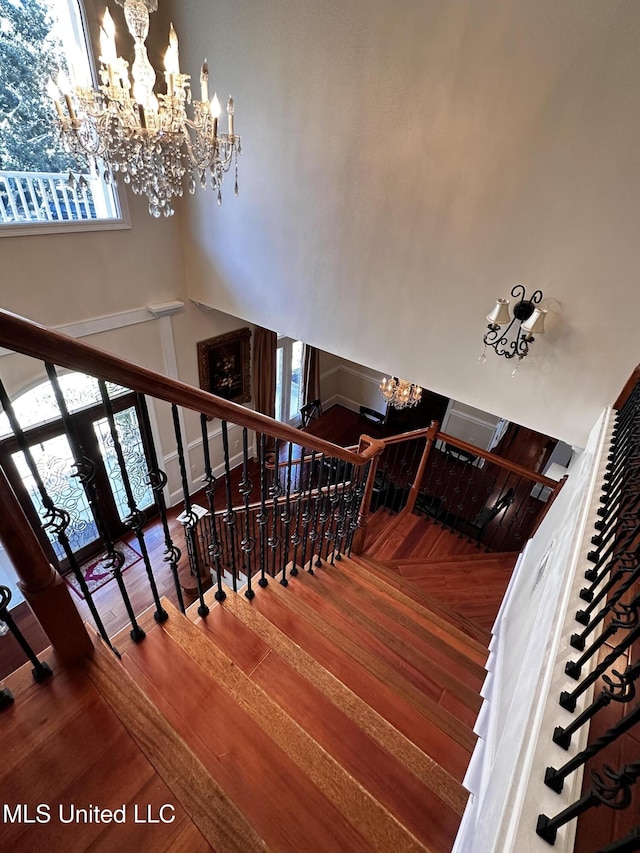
[168,0,640,447]
[455,407,610,852]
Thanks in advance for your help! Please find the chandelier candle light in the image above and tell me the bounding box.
[379,377,423,410]
[479,284,547,376]
[47,0,240,217]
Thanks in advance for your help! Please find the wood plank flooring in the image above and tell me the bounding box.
[0,658,210,853]
[363,508,518,635]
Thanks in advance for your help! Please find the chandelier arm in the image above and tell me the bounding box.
[484,317,520,359]
[48,0,240,217]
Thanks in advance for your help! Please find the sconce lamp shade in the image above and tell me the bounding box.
[487,298,511,326]
[522,307,547,337]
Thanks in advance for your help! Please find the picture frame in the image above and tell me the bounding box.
[197,327,252,405]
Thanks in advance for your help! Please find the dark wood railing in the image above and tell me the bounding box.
[353,417,562,554]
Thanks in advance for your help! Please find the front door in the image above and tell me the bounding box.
[0,392,156,571]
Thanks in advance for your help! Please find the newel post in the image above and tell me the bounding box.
[0,466,93,665]
[351,437,385,556]
[402,419,440,515]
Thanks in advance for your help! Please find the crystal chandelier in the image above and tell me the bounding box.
[479,284,547,376]
[47,0,240,218]
[379,377,423,410]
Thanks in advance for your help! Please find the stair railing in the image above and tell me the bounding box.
[535,367,640,849]
[352,416,563,554]
[0,309,384,665]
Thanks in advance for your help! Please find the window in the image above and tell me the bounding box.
[0,373,155,569]
[275,337,304,425]
[0,0,126,235]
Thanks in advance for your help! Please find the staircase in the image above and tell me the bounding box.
[97,545,489,851]
[0,531,502,853]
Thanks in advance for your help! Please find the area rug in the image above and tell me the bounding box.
[65,542,142,599]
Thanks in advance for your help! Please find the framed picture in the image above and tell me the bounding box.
[197,327,251,405]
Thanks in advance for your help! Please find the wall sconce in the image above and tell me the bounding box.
[479,284,547,376]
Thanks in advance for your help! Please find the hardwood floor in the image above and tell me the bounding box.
[0,658,210,852]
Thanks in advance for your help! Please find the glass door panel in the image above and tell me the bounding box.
[289,340,304,422]
[93,406,154,522]
[11,434,100,561]
[275,345,284,422]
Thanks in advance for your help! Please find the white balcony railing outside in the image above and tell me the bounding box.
[0,169,120,225]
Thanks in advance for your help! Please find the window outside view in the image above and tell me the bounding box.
[276,338,304,424]
[0,0,120,226]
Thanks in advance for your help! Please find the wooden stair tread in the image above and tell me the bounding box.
[194,584,468,815]
[86,634,268,852]
[123,600,433,853]
[351,553,492,650]
[261,577,476,753]
[189,596,464,845]
[287,562,482,721]
[365,511,484,562]
[384,551,520,568]
[245,581,473,781]
[320,556,487,685]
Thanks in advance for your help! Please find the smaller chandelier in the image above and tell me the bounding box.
[379,377,423,410]
[47,0,240,218]
[479,284,547,375]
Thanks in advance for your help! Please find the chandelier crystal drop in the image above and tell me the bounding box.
[47,0,241,218]
[379,377,423,410]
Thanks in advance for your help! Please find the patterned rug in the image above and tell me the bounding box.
[65,542,142,599]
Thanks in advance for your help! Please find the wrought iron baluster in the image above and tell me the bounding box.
[333,470,355,563]
[257,433,269,588]
[537,759,640,845]
[386,444,403,511]
[218,421,239,592]
[554,661,640,749]
[268,439,282,581]
[0,586,52,683]
[279,442,294,586]
[172,404,209,618]
[566,598,640,681]
[581,524,639,605]
[320,456,343,565]
[46,363,145,643]
[307,454,326,573]
[573,557,640,644]
[99,381,167,624]
[239,427,255,599]
[0,377,114,649]
[138,394,184,613]
[299,450,317,573]
[200,414,225,603]
[592,483,640,542]
[559,619,640,712]
[546,698,640,793]
[326,470,345,565]
[289,451,305,577]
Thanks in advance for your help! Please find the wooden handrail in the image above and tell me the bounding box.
[0,310,383,467]
[436,431,559,487]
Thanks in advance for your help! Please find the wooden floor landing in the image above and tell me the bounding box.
[0,652,210,852]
